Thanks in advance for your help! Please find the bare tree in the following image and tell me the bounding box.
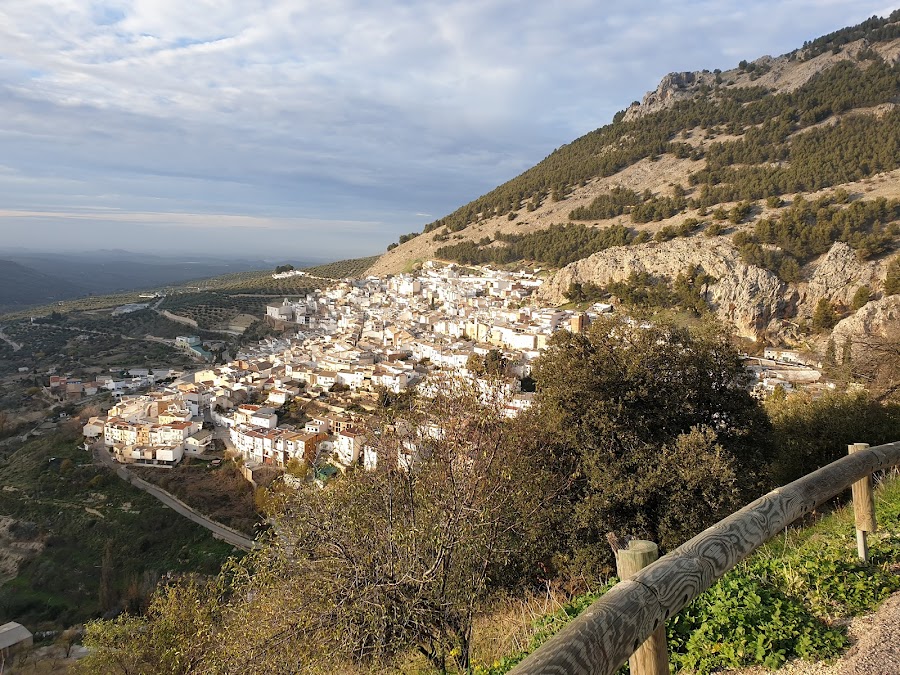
[76,381,561,675]
[850,324,900,402]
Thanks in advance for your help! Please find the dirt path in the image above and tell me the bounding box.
[837,592,900,674]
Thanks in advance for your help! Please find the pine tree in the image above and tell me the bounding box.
[851,285,871,310]
[812,298,839,331]
[885,256,900,296]
[824,337,837,371]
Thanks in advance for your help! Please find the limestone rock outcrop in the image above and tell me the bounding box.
[623,71,713,121]
[831,295,900,346]
[537,238,788,339]
[800,242,879,316]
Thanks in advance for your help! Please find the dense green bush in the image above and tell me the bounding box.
[765,390,900,484]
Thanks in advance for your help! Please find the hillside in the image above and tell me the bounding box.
[369,12,900,343]
[0,251,299,315]
[0,259,89,312]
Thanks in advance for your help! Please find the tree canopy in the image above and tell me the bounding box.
[529,315,774,576]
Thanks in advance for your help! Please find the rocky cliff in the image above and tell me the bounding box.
[537,237,788,339]
[831,295,900,346]
[622,35,900,122]
[800,242,881,317]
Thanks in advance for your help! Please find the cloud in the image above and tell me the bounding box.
[0,1,897,258]
[0,207,378,231]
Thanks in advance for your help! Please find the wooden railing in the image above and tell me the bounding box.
[509,441,900,675]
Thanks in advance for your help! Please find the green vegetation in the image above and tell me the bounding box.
[176,270,323,296]
[130,462,259,536]
[565,266,716,316]
[799,10,900,60]
[885,254,900,295]
[568,187,642,220]
[734,194,900,281]
[765,390,900,484]
[852,285,871,309]
[476,476,900,674]
[532,317,773,577]
[435,223,631,267]
[303,255,380,279]
[811,298,840,331]
[158,292,267,330]
[0,429,237,630]
[631,193,689,224]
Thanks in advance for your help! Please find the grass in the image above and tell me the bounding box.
[402,258,426,274]
[0,429,240,631]
[471,474,900,674]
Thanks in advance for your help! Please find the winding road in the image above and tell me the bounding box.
[0,326,23,351]
[94,445,257,551]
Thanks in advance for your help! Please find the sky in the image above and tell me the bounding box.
[0,1,897,261]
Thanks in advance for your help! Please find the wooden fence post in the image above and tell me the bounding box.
[849,442,876,562]
[615,540,669,675]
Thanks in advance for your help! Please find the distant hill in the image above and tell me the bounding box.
[0,259,89,312]
[2,252,282,294]
[0,251,321,313]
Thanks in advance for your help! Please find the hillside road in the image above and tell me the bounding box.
[94,445,257,551]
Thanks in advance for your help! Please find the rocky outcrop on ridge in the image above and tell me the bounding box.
[800,242,880,317]
[537,238,788,339]
[831,295,900,346]
[622,71,716,121]
[622,36,900,123]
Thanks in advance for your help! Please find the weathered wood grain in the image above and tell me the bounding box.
[509,441,900,675]
[615,541,668,675]
[850,443,876,561]
[850,443,877,532]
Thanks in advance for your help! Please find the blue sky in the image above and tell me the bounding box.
[0,1,897,261]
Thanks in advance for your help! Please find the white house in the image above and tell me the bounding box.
[82,416,107,438]
[334,430,365,466]
[250,409,278,429]
[114,444,184,467]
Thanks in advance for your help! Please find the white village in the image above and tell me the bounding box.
[80,261,826,480]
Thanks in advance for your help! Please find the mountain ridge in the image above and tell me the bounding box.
[368,12,900,345]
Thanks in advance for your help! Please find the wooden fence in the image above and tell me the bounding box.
[509,441,900,675]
